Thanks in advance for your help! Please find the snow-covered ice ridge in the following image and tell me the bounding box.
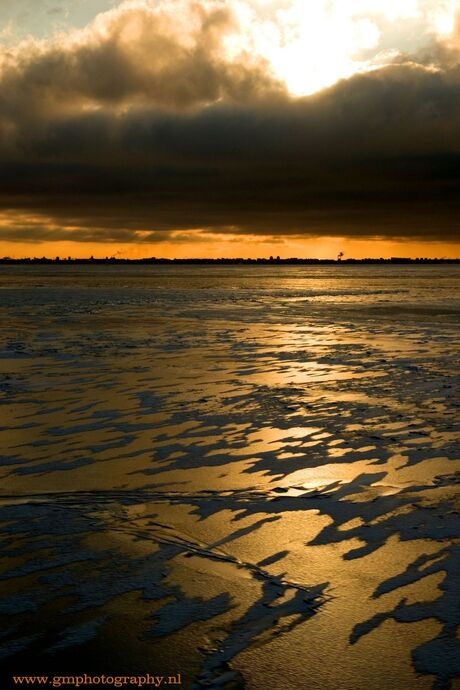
[0,264,459,690]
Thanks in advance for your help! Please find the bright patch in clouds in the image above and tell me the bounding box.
[431,1,458,35]
[223,0,459,94]
[246,2,383,94]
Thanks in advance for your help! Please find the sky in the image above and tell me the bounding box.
[0,0,459,259]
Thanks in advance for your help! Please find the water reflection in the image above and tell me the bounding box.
[0,265,459,689]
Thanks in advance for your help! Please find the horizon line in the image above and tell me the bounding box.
[0,257,459,264]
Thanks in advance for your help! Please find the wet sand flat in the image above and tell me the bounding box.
[0,264,459,689]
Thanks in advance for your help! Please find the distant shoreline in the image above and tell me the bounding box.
[0,257,459,265]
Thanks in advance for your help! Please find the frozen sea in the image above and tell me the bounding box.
[0,264,459,689]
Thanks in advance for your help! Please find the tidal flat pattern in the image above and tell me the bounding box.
[0,265,459,690]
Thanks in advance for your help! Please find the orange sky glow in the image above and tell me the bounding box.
[2,237,459,261]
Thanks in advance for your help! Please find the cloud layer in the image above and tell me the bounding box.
[0,0,460,245]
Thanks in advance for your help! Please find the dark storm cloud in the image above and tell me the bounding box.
[0,2,460,243]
